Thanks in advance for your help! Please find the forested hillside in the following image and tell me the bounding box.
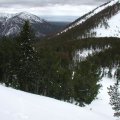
[0,20,120,106]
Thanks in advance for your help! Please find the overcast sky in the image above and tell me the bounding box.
[0,0,110,21]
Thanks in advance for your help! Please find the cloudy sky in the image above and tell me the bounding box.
[0,0,110,21]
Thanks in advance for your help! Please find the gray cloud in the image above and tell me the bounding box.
[0,0,111,21]
[0,0,110,7]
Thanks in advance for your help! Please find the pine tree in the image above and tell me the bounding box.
[108,68,112,78]
[108,68,120,118]
[115,68,120,85]
[73,61,101,106]
[108,84,120,118]
[0,38,19,88]
[17,21,38,92]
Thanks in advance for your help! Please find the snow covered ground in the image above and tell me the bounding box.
[0,74,117,120]
[86,77,116,120]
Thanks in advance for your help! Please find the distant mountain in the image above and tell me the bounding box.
[0,12,68,37]
[57,0,120,39]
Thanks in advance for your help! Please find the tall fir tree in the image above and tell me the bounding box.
[17,21,39,92]
[108,67,120,118]
[115,68,120,85]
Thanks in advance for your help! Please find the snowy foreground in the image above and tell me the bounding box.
[0,77,117,120]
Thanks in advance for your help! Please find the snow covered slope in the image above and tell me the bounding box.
[91,11,120,37]
[73,46,110,62]
[57,0,120,38]
[0,76,117,120]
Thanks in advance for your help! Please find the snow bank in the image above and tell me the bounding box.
[0,74,117,120]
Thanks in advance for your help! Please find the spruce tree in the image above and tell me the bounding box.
[115,68,120,85]
[108,84,120,118]
[17,21,38,92]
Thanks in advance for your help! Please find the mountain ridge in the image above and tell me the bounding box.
[56,0,120,39]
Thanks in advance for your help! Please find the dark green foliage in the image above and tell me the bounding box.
[0,21,40,91]
[73,61,100,106]
[0,37,19,87]
[108,68,112,78]
[16,21,40,92]
[115,68,120,85]
[35,37,120,106]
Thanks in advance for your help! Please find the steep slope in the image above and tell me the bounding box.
[0,17,6,34]
[0,13,13,19]
[0,12,62,37]
[0,13,14,34]
[57,0,120,39]
[91,11,120,37]
[14,12,45,23]
[0,75,117,120]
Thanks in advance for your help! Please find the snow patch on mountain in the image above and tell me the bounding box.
[73,46,110,62]
[5,26,20,36]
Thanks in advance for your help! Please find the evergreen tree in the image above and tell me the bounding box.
[108,84,120,118]
[73,61,101,106]
[0,38,19,88]
[17,21,38,92]
[108,68,112,78]
[115,68,120,85]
